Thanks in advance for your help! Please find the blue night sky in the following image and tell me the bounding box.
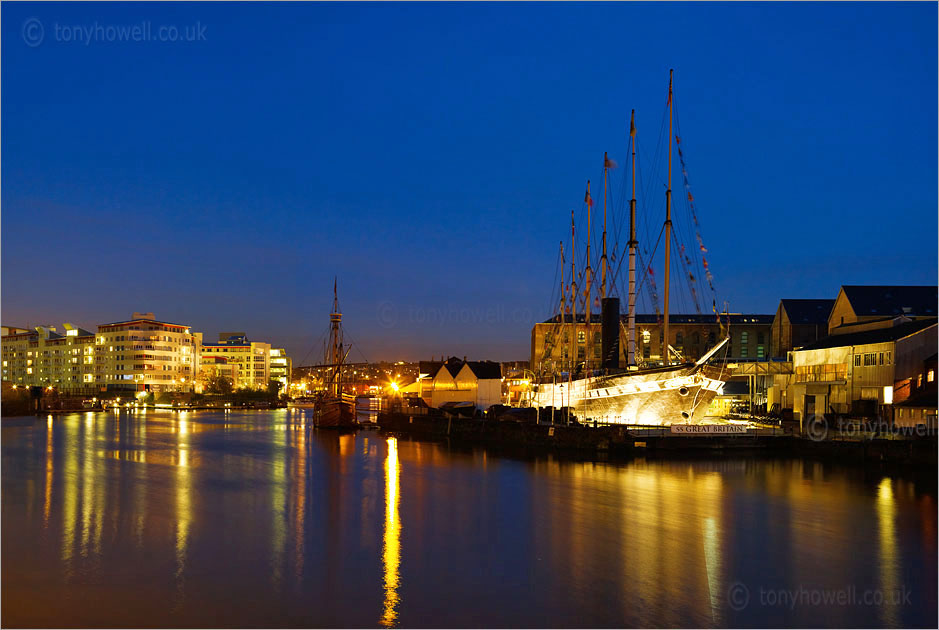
[2,2,936,363]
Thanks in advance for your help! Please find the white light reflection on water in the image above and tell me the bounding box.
[380,437,402,627]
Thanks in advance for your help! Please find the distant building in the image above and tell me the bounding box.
[1,313,201,394]
[201,333,271,390]
[1,325,30,337]
[416,357,502,410]
[269,348,291,391]
[827,286,937,334]
[530,313,773,376]
[2,324,97,393]
[779,317,937,425]
[770,299,834,357]
[96,313,201,393]
[199,355,240,388]
[894,353,937,428]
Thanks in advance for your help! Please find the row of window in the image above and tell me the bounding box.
[853,352,892,367]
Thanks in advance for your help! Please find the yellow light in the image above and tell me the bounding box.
[390,381,399,392]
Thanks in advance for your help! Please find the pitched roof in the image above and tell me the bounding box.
[466,360,502,380]
[840,286,937,318]
[780,299,835,324]
[796,318,936,351]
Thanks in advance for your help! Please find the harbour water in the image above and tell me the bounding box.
[2,410,935,628]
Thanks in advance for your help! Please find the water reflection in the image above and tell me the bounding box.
[1,411,935,628]
[877,477,898,627]
[174,414,192,610]
[381,437,402,627]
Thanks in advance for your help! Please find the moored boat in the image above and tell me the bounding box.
[532,70,730,426]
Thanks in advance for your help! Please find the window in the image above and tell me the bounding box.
[757,346,765,358]
[676,332,683,345]
[593,332,601,344]
[757,332,765,345]
[929,370,935,383]
[885,352,891,365]
[863,353,876,366]
[740,346,748,358]
[854,354,861,367]
[741,331,749,344]
[643,346,651,359]
[577,346,585,360]
[879,352,884,366]
[692,332,700,344]
[577,331,586,343]
[641,330,651,344]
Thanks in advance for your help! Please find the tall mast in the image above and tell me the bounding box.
[663,69,674,365]
[558,240,565,373]
[569,209,576,418]
[583,181,592,369]
[601,154,609,300]
[328,277,343,396]
[628,110,638,366]
[558,241,566,320]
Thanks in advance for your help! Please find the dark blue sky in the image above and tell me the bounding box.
[3,2,936,362]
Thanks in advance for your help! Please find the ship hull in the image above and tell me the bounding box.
[533,363,727,425]
[315,395,357,428]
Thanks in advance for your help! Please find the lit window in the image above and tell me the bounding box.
[929,370,935,383]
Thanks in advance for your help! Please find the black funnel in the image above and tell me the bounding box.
[601,297,620,371]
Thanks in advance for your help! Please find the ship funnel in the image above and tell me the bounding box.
[601,297,620,371]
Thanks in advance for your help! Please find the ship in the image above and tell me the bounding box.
[314,279,356,429]
[531,70,730,426]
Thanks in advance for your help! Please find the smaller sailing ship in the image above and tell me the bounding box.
[315,279,356,428]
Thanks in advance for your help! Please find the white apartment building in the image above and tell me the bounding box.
[2,313,201,394]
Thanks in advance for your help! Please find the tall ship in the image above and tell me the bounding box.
[532,70,730,426]
[315,279,357,428]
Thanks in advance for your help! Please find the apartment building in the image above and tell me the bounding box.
[1,313,201,394]
[269,348,291,391]
[200,333,271,390]
[2,323,97,393]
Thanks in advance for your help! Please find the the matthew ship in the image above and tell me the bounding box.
[532,70,730,426]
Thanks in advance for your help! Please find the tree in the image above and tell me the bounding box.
[204,374,234,395]
[267,379,283,398]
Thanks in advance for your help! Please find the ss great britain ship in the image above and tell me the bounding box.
[315,279,356,428]
[532,70,730,426]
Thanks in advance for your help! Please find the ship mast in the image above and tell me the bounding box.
[569,209,576,421]
[628,110,638,366]
[601,156,608,301]
[663,69,674,365]
[583,181,592,369]
[328,277,343,397]
[558,240,565,373]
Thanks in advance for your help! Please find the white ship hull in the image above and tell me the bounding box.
[533,363,727,426]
